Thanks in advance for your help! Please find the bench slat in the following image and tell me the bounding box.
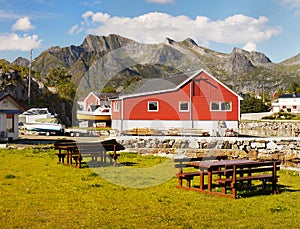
[215,174,274,184]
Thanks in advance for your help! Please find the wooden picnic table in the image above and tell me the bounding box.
[54,139,125,168]
[178,159,280,198]
[54,142,77,165]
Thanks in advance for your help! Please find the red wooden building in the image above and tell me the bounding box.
[111,69,242,135]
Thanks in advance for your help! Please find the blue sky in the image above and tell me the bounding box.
[1,0,300,63]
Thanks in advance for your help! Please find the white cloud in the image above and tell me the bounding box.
[243,42,257,52]
[73,11,281,48]
[82,11,94,20]
[90,12,110,23]
[68,24,84,35]
[0,33,42,51]
[12,17,35,31]
[0,10,19,20]
[146,0,174,4]
[282,0,300,7]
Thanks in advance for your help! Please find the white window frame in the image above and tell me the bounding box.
[210,101,232,111]
[179,101,190,112]
[148,101,159,112]
[114,101,120,112]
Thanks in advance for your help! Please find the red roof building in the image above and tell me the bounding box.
[111,69,243,135]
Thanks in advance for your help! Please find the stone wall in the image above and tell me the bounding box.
[117,137,300,163]
[239,120,300,137]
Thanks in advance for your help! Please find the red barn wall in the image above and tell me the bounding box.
[191,72,239,120]
[123,86,190,120]
[111,71,240,121]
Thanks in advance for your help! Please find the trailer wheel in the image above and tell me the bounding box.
[75,132,80,137]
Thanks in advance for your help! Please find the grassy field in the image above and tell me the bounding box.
[0,148,300,229]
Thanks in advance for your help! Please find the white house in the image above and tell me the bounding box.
[0,94,25,141]
[272,93,300,113]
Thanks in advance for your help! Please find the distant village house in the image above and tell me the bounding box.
[77,92,117,127]
[272,93,300,113]
[0,94,25,141]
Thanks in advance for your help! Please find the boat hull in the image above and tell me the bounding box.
[76,113,111,121]
[23,123,64,133]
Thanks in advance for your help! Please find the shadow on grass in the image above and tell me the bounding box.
[80,160,140,168]
[79,161,139,168]
[118,162,138,166]
[192,183,300,198]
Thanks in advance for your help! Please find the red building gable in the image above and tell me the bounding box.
[111,69,242,132]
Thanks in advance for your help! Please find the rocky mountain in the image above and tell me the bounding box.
[280,53,300,66]
[12,57,30,68]
[29,34,300,96]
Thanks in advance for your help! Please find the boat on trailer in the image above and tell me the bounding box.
[23,121,65,135]
[19,108,65,135]
[76,105,111,121]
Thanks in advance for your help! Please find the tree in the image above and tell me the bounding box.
[288,81,300,94]
[240,95,270,113]
[45,68,76,100]
[101,86,116,93]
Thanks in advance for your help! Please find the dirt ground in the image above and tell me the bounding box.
[8,133,108,148]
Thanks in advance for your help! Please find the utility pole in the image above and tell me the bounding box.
[28,49,32,104]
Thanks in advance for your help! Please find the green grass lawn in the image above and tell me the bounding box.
[0,148,300,229]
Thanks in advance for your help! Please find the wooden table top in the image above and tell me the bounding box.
[188,159,270,169]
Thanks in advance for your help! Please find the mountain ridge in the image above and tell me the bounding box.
[6,34,300,96]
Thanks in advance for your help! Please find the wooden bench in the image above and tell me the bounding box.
[174,155,228,189]
[73,143,120,168]
[214,161,280,198]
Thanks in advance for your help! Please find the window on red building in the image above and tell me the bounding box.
[148,101,158,111]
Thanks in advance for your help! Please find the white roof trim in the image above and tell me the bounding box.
[84,91,101,103]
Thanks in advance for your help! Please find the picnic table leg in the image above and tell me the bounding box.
[272,162,278,194]
[231,165,237,198]
[200,170,204,191]
[113,144,117,167]
[57,149,64,164]
[78,154,82,168]
[66,150,70,165]
[208,169,212,192]
[70,150,73,166]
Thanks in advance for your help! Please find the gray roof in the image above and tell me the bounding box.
[115,69,243,100]
[120,70,198,97]
[278,93,300,98]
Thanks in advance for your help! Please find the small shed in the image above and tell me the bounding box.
[0,94,25,141]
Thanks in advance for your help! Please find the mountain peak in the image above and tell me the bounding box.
[164,37,175,45]
[183,38,198,46]
[231,47,272,65]
[81,34,137,52]
[12,57,30,68]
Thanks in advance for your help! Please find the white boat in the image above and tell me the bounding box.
[23,121,65,135]
[19,108,64,135]
[77,105,111,121]
[19,108,54,123]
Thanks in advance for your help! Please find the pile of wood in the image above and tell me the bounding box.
[122,128,164,136]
